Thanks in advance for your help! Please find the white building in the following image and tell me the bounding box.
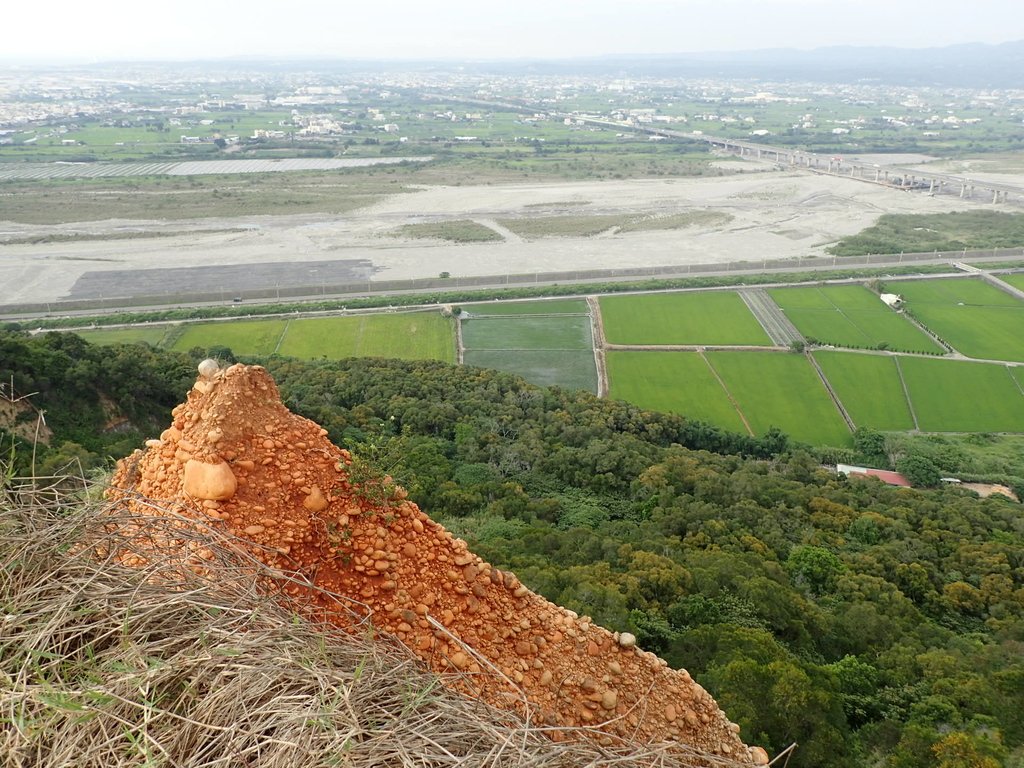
[880,293,903,308]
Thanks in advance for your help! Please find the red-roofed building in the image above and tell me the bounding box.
[836,464,912,488]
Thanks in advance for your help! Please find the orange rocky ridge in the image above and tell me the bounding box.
[105,361,769,765]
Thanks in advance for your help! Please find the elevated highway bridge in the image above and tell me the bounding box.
[406,92,1022,205]
[567,115,1022,205]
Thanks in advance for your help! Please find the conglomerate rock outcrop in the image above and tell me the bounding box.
[105,362,768,765]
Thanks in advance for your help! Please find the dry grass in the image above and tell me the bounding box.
[0,476,750,768]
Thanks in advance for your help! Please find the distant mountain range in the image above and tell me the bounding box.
[467,41,1024,88]
[12,40,1024,88]
[189,41,1024,88]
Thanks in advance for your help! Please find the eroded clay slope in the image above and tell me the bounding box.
[105,362,767,764]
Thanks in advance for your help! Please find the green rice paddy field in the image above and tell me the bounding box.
[897,357,1024,433]
[1014,367,1024,392]
[605,351,747,433]
[465,350,598,393]
[460,301,598,391]
[706,352,853,446]
[768,284,942,353]
[813,352,915,431]
[1001,272,1024,292]
[278,315,455,362]
[164,313,455,362]
[460,315,593,351]
[599,291,771,346]
[69,279,1024,446]
[170,319,289,357]
[75,326,172,347]
[888,277,1024,362]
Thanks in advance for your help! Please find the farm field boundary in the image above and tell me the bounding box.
[70,273,1024,448]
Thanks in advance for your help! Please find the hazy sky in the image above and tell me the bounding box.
[6,0,1023,62]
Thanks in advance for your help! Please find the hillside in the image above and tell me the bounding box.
[2,331,1023,766]
[99,360,762,762]
[1,484,746,768]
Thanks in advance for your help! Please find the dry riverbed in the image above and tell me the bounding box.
[0,170,985,305]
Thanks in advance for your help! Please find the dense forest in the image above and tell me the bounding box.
[2,329,1023,767]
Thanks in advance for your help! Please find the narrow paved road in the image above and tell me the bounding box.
[586,296,609,398]
[739,289,805,346]
[471,218,524,244]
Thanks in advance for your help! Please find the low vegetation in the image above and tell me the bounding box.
[0,228,242,246]
[390,219,504,243]
[0,172,415,225]
[706,352,854,446]
[828,211,1024,256]
[498,210,731,239]
[460,311,597,391]
[617,210,734,232]
[897,357,1024,432]
[813,352,915,431]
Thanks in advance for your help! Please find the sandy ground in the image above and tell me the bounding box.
[904,155,1024,187]
[0,169,993,305]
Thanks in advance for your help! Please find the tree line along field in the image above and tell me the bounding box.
[70,272,1024,447]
